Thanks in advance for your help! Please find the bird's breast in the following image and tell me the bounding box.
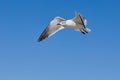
[66,20,76,27]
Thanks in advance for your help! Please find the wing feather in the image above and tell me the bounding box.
[73,12,87,28]
[38,17,65,42]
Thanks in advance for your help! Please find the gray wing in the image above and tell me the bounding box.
[73,12,87,28]
[38,17,65,42]
[73,12,91,34]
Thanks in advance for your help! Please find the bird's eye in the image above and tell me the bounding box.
[61,22,65,25]
[60,22,63,24]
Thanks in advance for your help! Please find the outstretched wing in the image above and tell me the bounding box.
[73,12,91,34]
[38,17,65,42]
[73,12,87,28]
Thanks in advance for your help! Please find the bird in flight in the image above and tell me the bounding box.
[38,12,91,42]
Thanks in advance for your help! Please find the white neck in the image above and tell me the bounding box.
[65,20,76,27]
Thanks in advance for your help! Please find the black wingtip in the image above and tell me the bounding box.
[38,38,42,42]
[37,38,42,42]
[38,33,49,42]
[81,30,88,35]
[37,26,49,42]
[37,36,45,42]
[81,31,86,35]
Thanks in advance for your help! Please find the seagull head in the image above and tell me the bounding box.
[57,21,66,26]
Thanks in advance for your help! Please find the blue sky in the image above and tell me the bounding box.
[0,0,120,80]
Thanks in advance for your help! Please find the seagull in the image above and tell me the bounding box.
[38,12,91,42]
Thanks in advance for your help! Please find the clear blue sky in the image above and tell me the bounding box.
[0,0,120,80]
